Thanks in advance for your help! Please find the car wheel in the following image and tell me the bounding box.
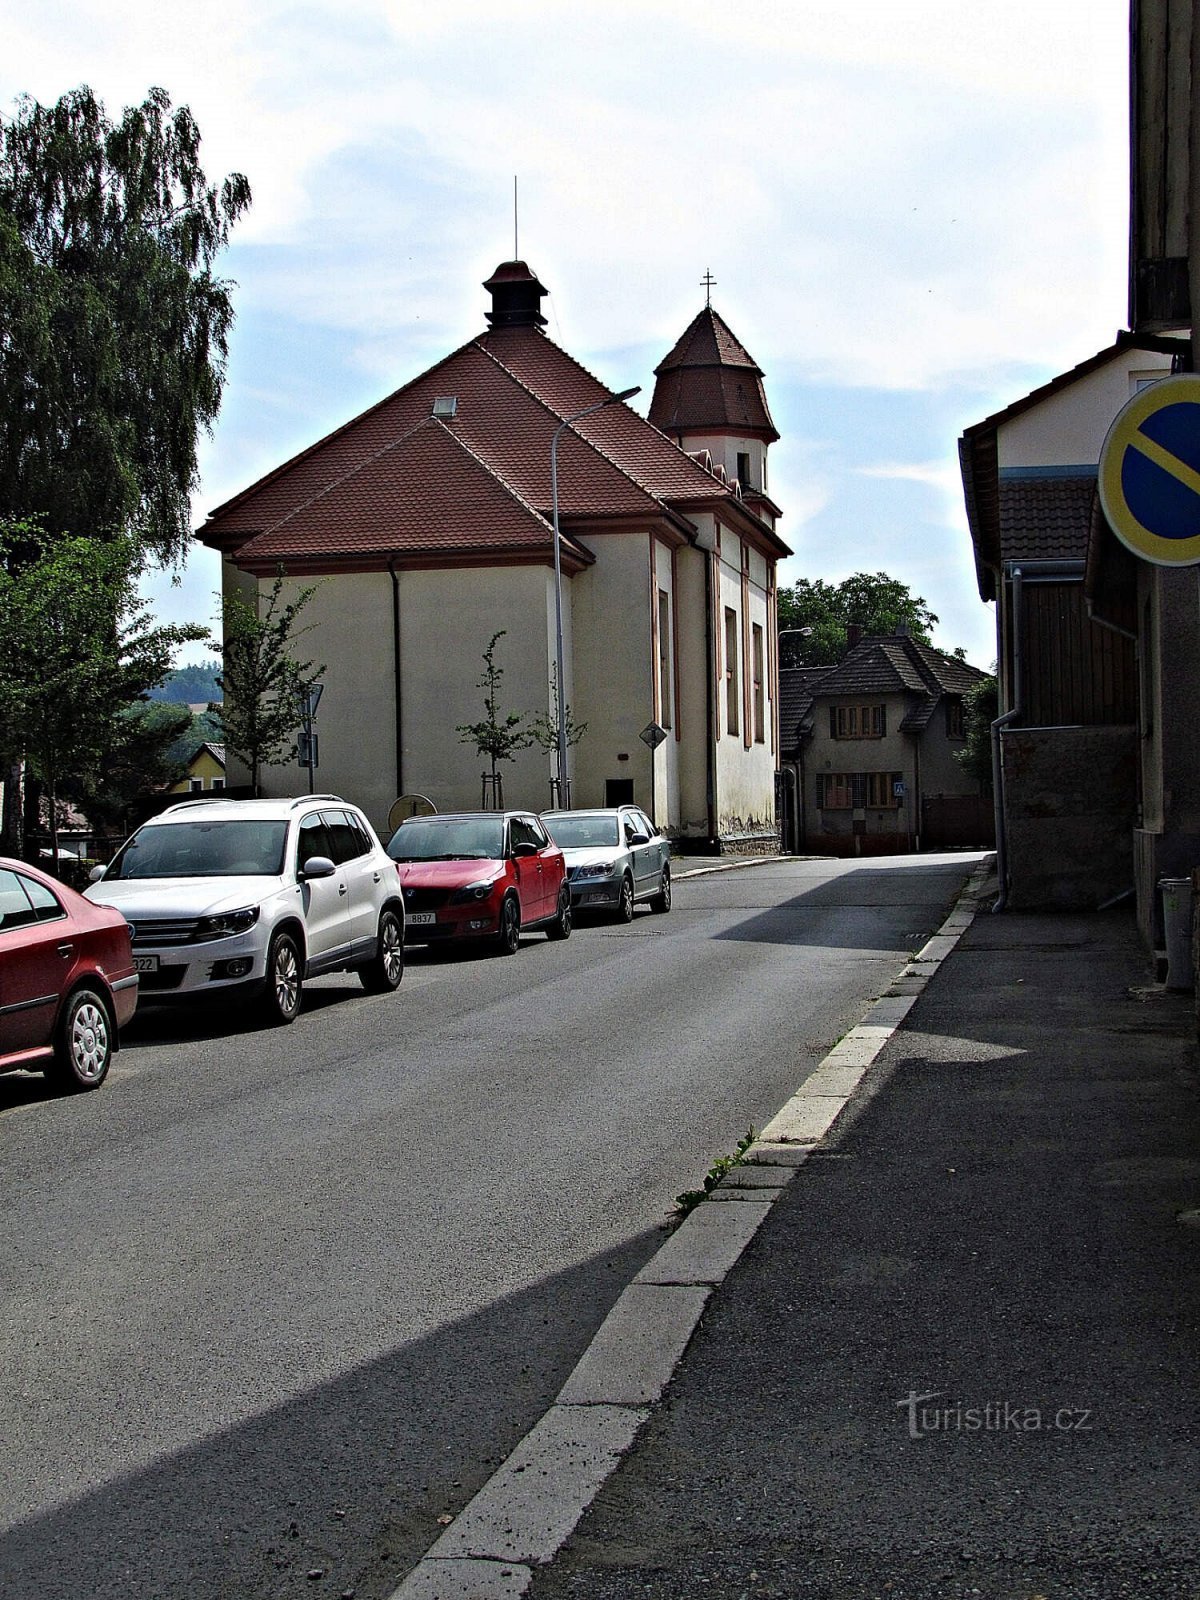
[262,930,303,1023]
[494,895,521,956]
[650,866,672,914]
[614,873,635,923]
[359,909,404,992]
[546,885,572,940]
[47,987,113,1091]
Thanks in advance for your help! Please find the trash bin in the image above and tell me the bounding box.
[1159,877,1195,992]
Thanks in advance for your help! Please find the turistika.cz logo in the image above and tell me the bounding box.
[897,1390,1094,1440]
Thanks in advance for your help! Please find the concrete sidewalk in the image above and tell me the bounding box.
[525,895,1200,1598]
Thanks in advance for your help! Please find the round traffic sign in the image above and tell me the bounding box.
[1098,373,1200,565]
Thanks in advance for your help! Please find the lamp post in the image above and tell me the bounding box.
[778,626,813,669]
[550,384,641,807]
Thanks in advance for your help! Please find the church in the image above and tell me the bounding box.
[198,261,791,850]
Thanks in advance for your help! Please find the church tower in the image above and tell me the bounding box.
[648,290,780,530]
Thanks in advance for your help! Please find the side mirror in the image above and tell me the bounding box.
[512,841,537,859]
[300,854,336,880]
[628,831,650,846]
[88,864,107,883]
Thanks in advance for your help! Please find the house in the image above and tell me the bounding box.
[959,334,1194,916]
[170,742,226,796]
[956,1,1200,951]
[778,628,990,856]
[197,262,790,850]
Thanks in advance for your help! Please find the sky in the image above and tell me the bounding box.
[3,0,1132,668]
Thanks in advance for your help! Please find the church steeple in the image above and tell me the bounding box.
[649,300,779,517]
[648,305,779,444]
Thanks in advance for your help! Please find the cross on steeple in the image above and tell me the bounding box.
[701,268,717,307]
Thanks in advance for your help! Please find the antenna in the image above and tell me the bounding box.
[701,268,717,307]
[513,175,519,259]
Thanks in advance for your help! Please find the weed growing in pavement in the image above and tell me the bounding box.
[672,1127,757,1223]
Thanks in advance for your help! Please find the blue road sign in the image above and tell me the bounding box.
[1098,373,1200,566]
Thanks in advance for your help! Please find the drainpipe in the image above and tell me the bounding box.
[991,562,1024,912]
[389,557,404,796]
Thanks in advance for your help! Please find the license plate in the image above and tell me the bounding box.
[407,912,436,926]
[132,955,159,973]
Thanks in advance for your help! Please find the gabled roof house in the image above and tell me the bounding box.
[778,629,990,855]
[199,262,790,848]
[959,332,1192,914]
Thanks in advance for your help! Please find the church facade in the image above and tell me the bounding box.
[198,262,790,850]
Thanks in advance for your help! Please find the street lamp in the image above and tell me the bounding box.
[778,626,813,669]
[550,384,641,807]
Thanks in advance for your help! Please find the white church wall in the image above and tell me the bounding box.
[570,534,656,812]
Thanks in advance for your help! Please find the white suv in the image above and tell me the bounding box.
[86,795,405,1023]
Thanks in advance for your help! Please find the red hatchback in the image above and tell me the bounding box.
[387,811,570,955]
[0,857,138,1090]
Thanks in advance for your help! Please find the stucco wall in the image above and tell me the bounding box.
[673,542,713,841]
[399,565,554,816]
[571,534,655,813]
[1001,725,1137,910]
[713,525,777,842]
[999,348,1175,468]
[651,537,680,829]
[675,431,769,498]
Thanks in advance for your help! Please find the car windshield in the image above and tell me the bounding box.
[543,814,620,849]
[388,817,506,861]
[105,819,289,879]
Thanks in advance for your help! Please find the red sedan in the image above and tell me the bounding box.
[387,811,570,954]
[0,857,138,1090]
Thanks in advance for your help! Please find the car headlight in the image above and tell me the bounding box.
[449,878,499,905]
[575,861,619,879]
[194,907,261,940]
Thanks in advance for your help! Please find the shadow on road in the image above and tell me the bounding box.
[0,1227,665,1600]
[710,857,978,951]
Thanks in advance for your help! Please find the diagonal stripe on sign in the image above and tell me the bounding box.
[1131,428,1200,499]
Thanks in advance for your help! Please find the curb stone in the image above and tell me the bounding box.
[385,854,994,1600]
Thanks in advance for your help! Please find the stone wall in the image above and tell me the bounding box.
[1001,725,1137,910]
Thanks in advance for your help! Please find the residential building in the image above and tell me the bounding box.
[170,742,227,796]
[779,628,990,856]
[960,336,1182,911]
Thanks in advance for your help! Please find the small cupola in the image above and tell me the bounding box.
[483,260,548,328]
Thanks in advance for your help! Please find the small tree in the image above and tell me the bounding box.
[456,631,531,806]
[528,664,587,801]
[0,520,208,858]
[956,673,998,795]
[215,574,323,796]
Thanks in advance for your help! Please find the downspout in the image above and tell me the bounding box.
[388,557,404,797]
[991,562,1024,913]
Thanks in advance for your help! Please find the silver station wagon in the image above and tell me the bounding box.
[541,806,671,922]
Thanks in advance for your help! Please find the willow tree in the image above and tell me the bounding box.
[0,85,251,557]
[0,85,250,849]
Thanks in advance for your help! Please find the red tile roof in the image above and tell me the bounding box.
[199,318,791,566]
[233,419,589,566]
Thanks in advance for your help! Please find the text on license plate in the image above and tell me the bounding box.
[132,955,160,973]
[407,912,436,926]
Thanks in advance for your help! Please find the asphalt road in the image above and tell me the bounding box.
[0,852,979,1600]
